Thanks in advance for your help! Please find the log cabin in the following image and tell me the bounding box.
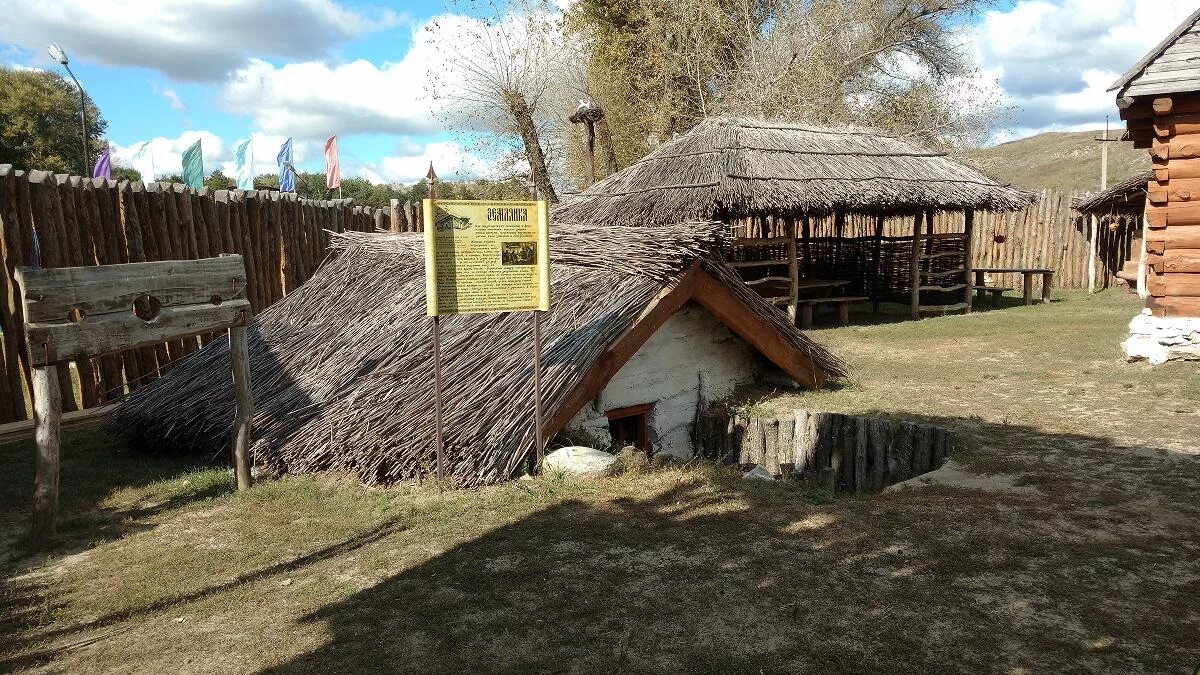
[1111,8,1200,361]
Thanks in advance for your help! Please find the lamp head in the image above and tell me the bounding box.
[47,43,68,65]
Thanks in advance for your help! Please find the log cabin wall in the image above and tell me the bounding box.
[1125,94,1200,318]
[0,167,428,423]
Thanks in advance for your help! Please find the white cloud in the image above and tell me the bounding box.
[352,140,495,185]
[154,85,186,112]
[220,13,493,137]
[1,0,405,81]
[975,0,1199,141]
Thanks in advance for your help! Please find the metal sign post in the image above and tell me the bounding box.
[427,164,446,489]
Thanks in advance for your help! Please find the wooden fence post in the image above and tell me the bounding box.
[30,363,61,547]
[229,324,253,491]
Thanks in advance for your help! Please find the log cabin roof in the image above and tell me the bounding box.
[1110,8,1200,98]
[552,117,1035,226]
[111,222,846,487]
[1073,171,1151,216]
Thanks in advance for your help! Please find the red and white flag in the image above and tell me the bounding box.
[324,134,342,190]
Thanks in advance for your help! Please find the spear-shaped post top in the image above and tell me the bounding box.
[426,163,438,183]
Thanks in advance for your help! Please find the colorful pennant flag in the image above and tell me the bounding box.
[181,139,204,190]
[92,145,111,180]
[324,135,341,190]
[132,141,155,183]
[277,137,295,193]
[234,138,255,190]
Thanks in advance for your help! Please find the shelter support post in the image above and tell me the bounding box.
[1087,215,1098,294]
[532,310,544,468]
[229,324,253,491]
[910,212,924,321]
[963,208,975,313]
[787,217,799,324]
[872,214,885,314]
[30,364,61,548]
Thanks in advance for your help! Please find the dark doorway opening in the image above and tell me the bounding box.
[605,402,654,456]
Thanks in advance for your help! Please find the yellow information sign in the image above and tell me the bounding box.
[423,199,550,316]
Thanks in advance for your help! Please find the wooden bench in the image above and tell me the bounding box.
[972,285,1013,307]
[797,296,868,329]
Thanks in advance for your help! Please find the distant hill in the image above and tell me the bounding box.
[961,130,1149,194]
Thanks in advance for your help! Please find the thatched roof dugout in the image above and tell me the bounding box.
[1073,171,1151,216]
[553,117,1036,226]
[112,222,845,487]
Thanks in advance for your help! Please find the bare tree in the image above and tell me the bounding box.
[428,0,564,202]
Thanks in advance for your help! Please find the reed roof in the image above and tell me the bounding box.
[1073,171,1151,215]
[111,222,845,487]
[553,117,1036,226]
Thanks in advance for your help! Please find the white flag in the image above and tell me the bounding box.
[132,141,156,183]
[234,138,255,190]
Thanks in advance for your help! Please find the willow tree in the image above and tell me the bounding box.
[719,0,1001,149]
[429,0,564,202]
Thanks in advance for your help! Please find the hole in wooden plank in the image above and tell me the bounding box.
[210,294,223,305]
[132,295,162,322]
[66,307,86,323]
[993,234,1007,244]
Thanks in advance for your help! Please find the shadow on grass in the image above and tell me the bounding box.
[3,414,1198,673]
[258,415,1198,673]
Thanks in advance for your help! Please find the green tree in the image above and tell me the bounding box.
[0,66,108,174]
[204,170,233,191]
[111,164,142,182]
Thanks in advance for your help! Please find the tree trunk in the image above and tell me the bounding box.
[596,117,620,177]
[505,91,558,204]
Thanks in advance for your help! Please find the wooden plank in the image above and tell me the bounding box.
[1147,177,1200,204]
[728,260,783,269]
[23,298,250,366]
[1152,252,1200,273]
[0,402,115,447]
[733,236,793,246]
[963,208,975,313]
[1151,136,1200,160]
[910,213,922,320]
[693,270,826,388]
[1147,272,1200,297]
[18,257,247,322]
[1146,295,1200,317]
[1146,224,1200,252]
[29,364,60,548]
[0,166,27,421]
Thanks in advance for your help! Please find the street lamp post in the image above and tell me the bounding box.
[47,43,90,176]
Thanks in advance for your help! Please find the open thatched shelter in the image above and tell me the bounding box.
[1074,171,1152,295]
[556,117,1036,322]
[112,222,845,487]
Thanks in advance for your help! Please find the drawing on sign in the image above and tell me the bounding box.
[502,241,537,266]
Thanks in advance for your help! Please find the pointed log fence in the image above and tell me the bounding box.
[0,166,426,423]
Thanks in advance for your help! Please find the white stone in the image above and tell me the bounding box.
[1123,310,1200,364]
[742,465,774,481]
[542,446,618,475]
[565,303,768,459]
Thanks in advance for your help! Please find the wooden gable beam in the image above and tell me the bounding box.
[691,270,827,390]
[542,265,699,441]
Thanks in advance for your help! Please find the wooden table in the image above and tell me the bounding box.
[746,278,850,303]
[973,268,1054,305]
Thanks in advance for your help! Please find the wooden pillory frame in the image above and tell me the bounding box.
[15,254,254,547]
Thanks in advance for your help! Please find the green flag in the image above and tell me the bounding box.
[181,139,204,189]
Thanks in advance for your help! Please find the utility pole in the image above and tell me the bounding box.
[1090,116,1121,294]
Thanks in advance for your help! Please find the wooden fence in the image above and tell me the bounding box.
[695,408,956,493]
[0,166,427,424]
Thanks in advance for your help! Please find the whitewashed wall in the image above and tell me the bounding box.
[567,302,765,458]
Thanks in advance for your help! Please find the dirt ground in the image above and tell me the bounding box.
[1,290,1198,673]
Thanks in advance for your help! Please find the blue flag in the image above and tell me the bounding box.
[181,139,203,190]
[277,137,294,193]
[234,138,254,190]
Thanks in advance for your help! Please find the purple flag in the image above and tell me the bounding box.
[92,145,111,180]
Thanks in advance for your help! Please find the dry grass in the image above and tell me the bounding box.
[2,290,1198,673]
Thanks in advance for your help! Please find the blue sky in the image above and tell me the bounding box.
[1,0,1196,183]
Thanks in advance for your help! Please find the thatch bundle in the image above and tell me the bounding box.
[111,222,845,487]
[1074,171,1151,215]
[553,117,1036,226]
